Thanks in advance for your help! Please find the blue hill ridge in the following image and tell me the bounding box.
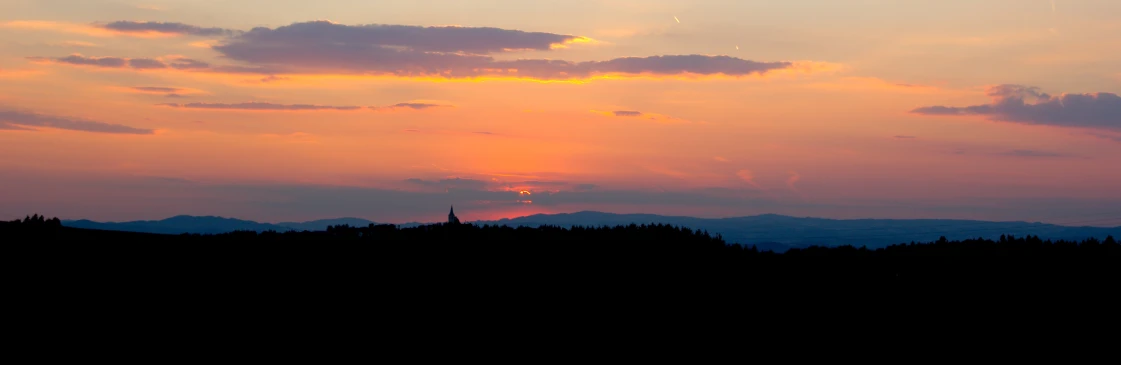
[60,212,1120,252]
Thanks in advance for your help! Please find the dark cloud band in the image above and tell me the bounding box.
[34,54,171,70]
[209,21,793,80]
[128,58,167,69]
[912,85,1121,130]
[101,21,239,37]
[0,109,153,134]
[160,102,363,111]
[33,21,798,81]
[133,87,182,93]
[53,54,126,67]
[370,103,447,111]
[232,21,578,54]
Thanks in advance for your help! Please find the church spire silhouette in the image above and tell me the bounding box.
[448,206,461,225]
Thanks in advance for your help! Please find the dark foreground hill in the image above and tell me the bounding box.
[7,216,1117,288]
[5,215,1119,335]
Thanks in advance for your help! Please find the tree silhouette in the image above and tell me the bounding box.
[2,213,1116,289]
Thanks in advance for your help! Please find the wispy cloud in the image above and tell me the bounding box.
[0,20,120,37]
[611,110,643,117]
[261,132,318,143]
[127,58,168,69]
[126,86,197,98]
[1088,132,1121,143]
[132,86,183,93]
[0,123,33,131]
[53,40,99,48]
[167,57,210,70]
[1000,150,1070,158]
[912,84,1121,130]
[99,21,240,37]
[0,109,153,134]
[400,129,502,138]
[591,109,685,123]
[42,54,126,67]
[737,169,761,188]
[255,75,289,83]
[786,171,802,192]
[369,102,450,111]
[29,54,176,70]
[159,102,363,111]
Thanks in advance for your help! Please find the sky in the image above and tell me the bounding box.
[1,0,1119,225]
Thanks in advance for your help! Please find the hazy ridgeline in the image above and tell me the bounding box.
[60,212,1121,252]
[4,215,1117,290]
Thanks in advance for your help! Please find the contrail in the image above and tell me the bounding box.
[1052,0,1056,12]
[674,16,680,23]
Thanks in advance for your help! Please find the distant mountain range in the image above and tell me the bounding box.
[485,212,1121,251]
[63,212,1120,252]
[63,216,377,235]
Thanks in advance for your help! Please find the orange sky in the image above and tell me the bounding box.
[1,0,1119,225]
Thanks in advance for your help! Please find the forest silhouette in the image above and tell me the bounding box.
[4,214,1116,290]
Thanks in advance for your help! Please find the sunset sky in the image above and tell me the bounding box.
[2,0,1119,225]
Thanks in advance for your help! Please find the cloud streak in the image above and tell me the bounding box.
[591,109,685,123]
[0,20,120,37]
[127,58,168,69]
[28,21,811,81]
[132,86,183,93]
[159,102,363,111]
[128,86,193,98]
[369,102,449,111]
[205,21,794,80]
[737,170,761,188]
[168,57,210,70]
[100,21,239,37]
[1001,150,1069,158]
[786,171,802,192]
[49,54,126,67]
[31,54,175,70]
[912,85,1121,130]
[227,21,579,54]
[0,109,153,134]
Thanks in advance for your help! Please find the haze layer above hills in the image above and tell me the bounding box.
[63,216,377,236]
[60,212,1121,252]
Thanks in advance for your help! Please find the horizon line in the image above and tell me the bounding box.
[38,211,1121,228]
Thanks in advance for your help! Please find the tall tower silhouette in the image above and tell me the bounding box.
[448,206,461,225]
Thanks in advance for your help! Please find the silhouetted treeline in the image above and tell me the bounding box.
[6,214,63,228]
[4,216,1115,287]
[6,213,1120,337]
